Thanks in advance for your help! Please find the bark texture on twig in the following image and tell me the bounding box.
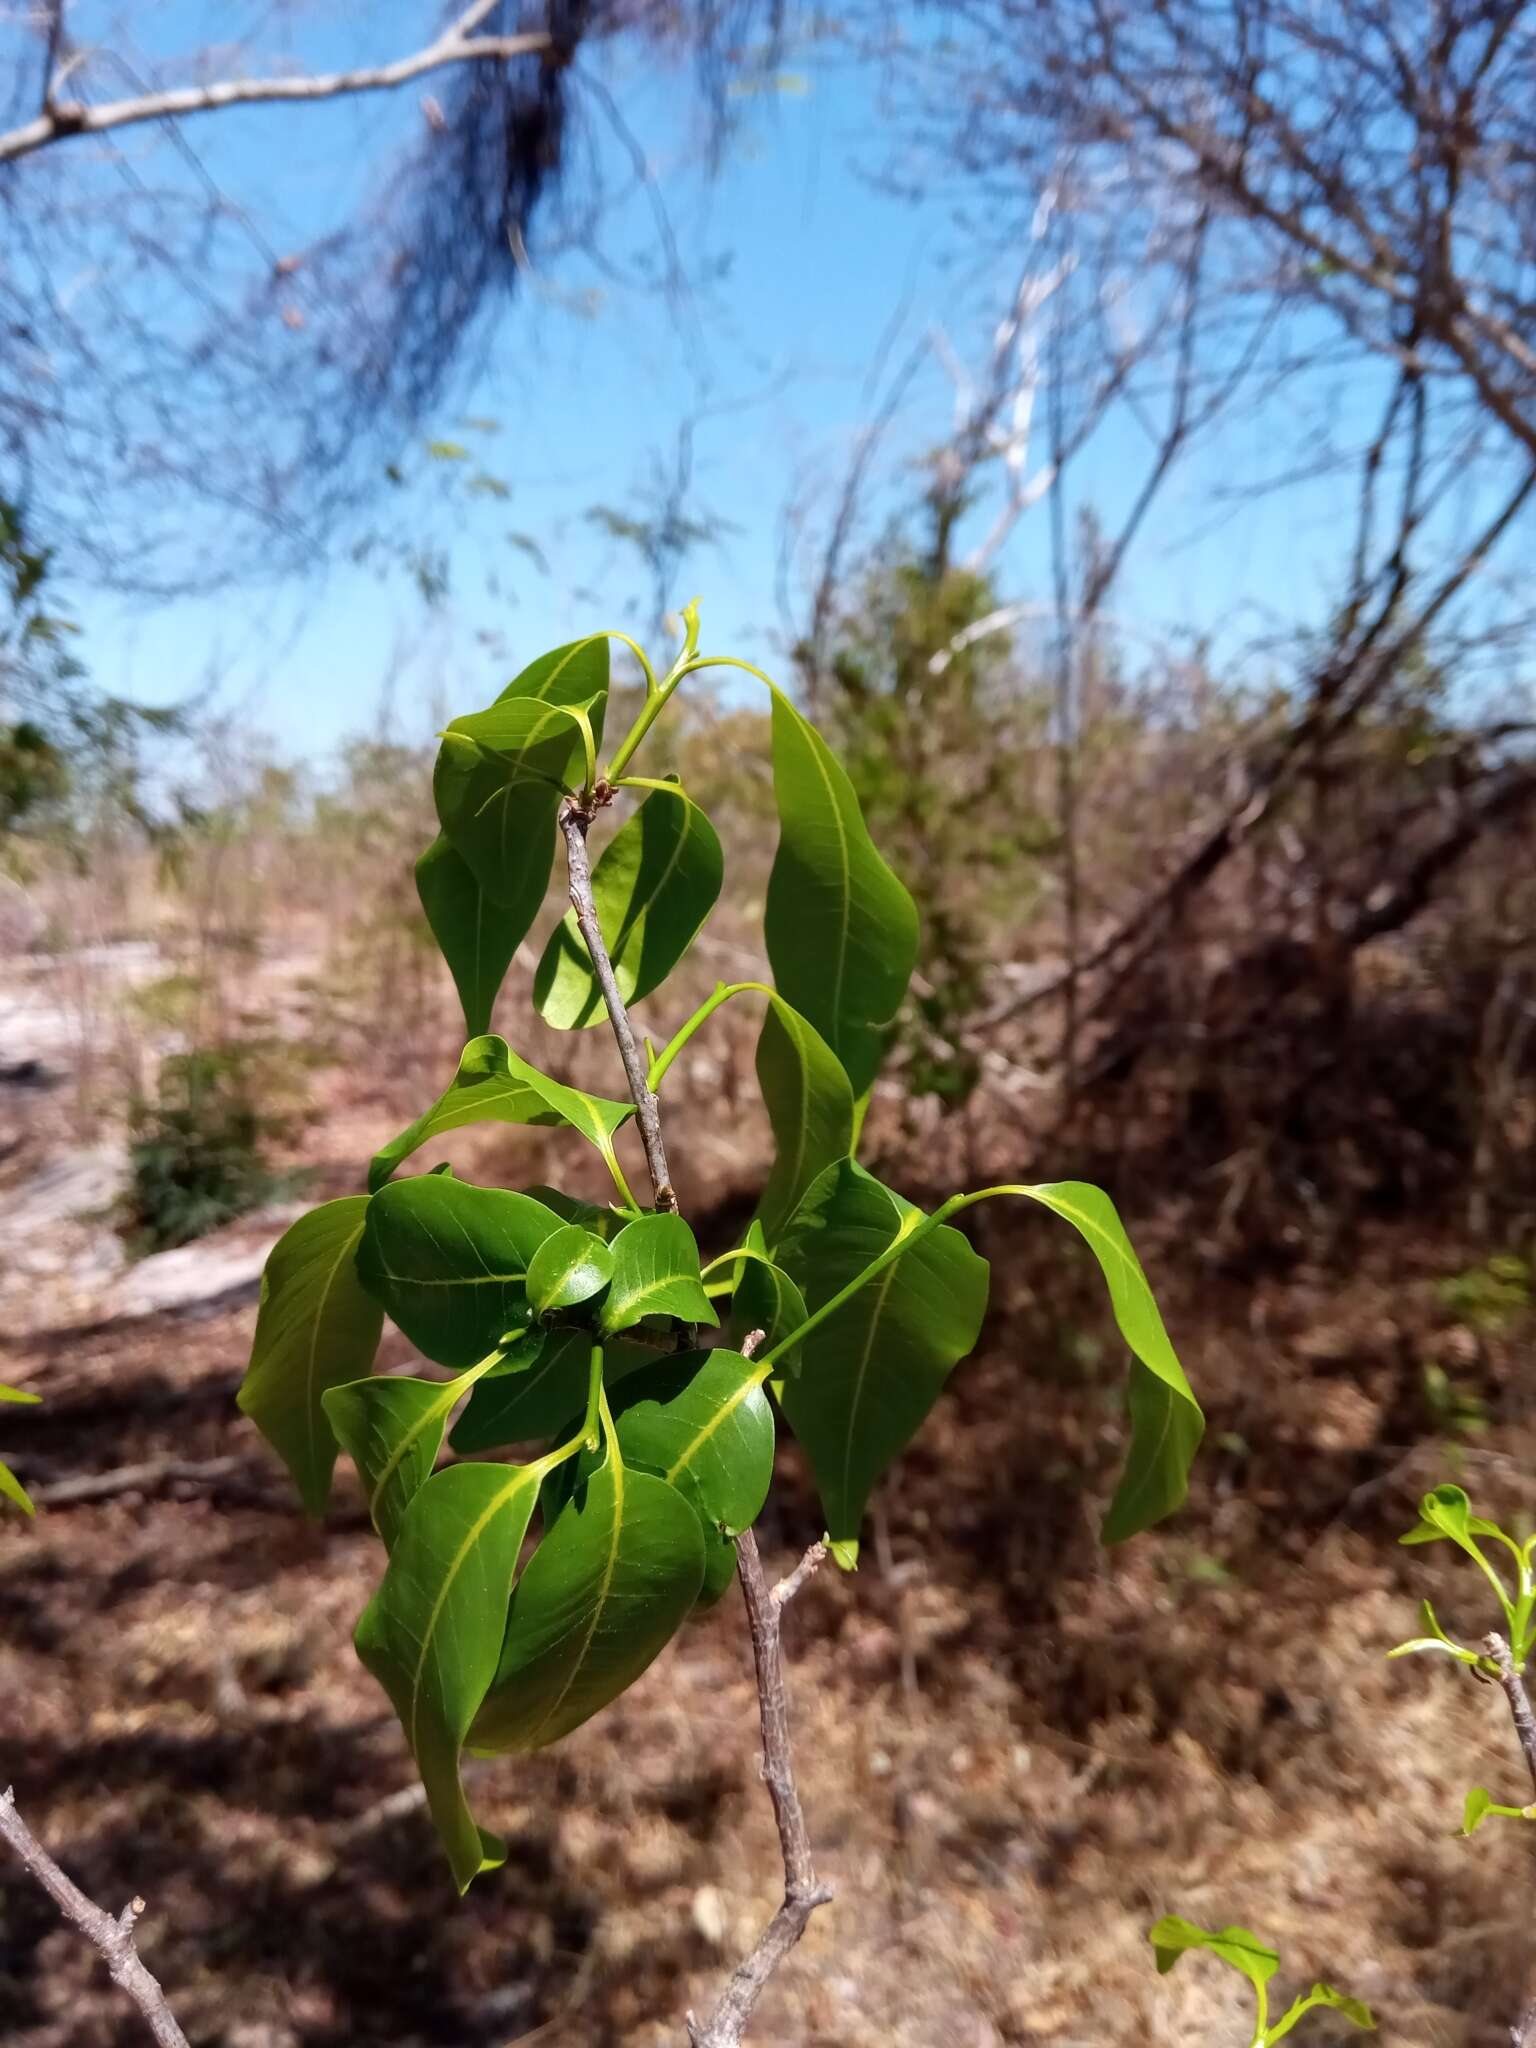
[0,2,550,165]
[1482,1636,1536,2048]
[0,1788,189,2048]
[686,1529,833,2048]
[558,796,677,1210]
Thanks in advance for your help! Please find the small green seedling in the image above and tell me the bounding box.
[1148,1916,1374,2044]
[1389,1481,1536,1834]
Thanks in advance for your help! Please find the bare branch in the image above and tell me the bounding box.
[772,1540,828,1611]
[558,794,676,1211]
[686,1528,834,2048]
[1481,1635,1536,2048]
[0,9,552,166]
[0,1787,190,2048]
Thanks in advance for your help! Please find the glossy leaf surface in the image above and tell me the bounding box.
[609,1348,774,1536]
[238,1197,384,1516]
[777,1162,989,1544]
[451,1332,650,1452]
[324,1352,503,1547]
[369,1035,632,1192]
[471,1452,704,1750]
[754,996,855,1247]
[535,784,723,1027]
[728,1224,809,1372]
[357,1177,564,1368]
[415,834,519,1041]
[526,1225,614,1316]
[356,1460,541,1890]
[763,690,918,1095]
[601,1213,718,1334]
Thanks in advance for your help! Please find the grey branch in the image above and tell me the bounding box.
[558,796,676,1210]
[0,3,550,166]
[686,1528,834,2048]
[1481,1636,1536,2048]
[0,1787,189,2048]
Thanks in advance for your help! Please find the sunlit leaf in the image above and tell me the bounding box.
[754,996,855,1247]
[1269,1984,1376,2038]
[324,1350,506,1547]
[357,1177,564,1368]
[534,783,723,1027]
[601,1213,718,1334]
[238,1198,384,1516]
[1147,1915,1279,1994]
[526,1225,614,1316]
[415,835,519,1040]
[764,690,918,1095]
[0,1381,39,1517]
[369,1035,633,1192]
[470,1448,704,1751]
[776,1162,989,1543]
[609,1348,774,1537]
[356,1461,542,1890]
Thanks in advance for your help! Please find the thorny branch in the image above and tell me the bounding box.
[0,1787,189,2048]
[1482,1636,1536,2048]
[557,800,833,2041]
[0,1,551,166]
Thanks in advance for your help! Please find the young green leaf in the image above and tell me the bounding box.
[470,1450,704,1751]
[608,1348,775,1537]
[324,1351,506,1548]
[727,1225,809,1372]
[414,835,519,1040]
[754,996,856,1247]
[534,784,723,1027]
[1147,1914,1280,1994]
[449,691,602,791]
[368,1035,633,1193]
[1401,1482,1477,1547]
[451,1333,651,1453]
[355,1460,542,1891]
[356,1177,565,1368]
[526,1225,614,1317]
[601,1213,719,1334]
[238,1197,384,1517]
[763,689,919,1095]
[1014,1183,1203,1543]
[1461,1785,1532,1834]
[1268,1985,1376,2039]
[0,1381,40,1517]
[776,1162,989,1544]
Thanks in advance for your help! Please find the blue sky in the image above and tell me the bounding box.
[53,11,1529,765]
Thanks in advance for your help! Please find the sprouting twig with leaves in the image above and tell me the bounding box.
[1148,1918,1373,2045]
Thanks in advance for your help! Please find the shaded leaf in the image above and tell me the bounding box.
[355,1461,541,1890]
[754,996,855,1247]
[471,1451,704,1751]
[369,1035,632,1193]
[728,1223,809,1372]
[357,1177,564,1368]
[451,1332,650,1453]
[415,834,518,1040]
[535,784,723,1027]
[601,1213,718,1334]
[776,1162,989,1543]
[609,1348,774,1536]
[324,1350,505,1547]
[526,1226,614,1316]
[238,1197,384,1516]
[763,689,918,1095]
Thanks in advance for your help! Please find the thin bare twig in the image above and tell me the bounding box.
[0,1787,189,2048]
[1482,1636,1536,2048]
[558,795,676,1211]
[686,1526,834,2048]
[0,3,550,165]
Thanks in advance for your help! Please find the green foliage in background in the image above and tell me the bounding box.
[236,604,1202,1888]
[125,1047,298,1255]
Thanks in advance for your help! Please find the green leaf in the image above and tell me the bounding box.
[776,1162,989,1543]
[696,1529,739,1609]
[763,689,918,1095]
[1016,1183,1203,1542]
[449,691,601,788]
[0,1381,39,1516]
[534,784,723,1027]
[368,1035,633,1193]
[238,1198,384,1516]
[754,996,856,1248]
[451,1333,651,1453]
[609,1348,775,1537]
[1464,1786,1495,1835]
[526,1225,614,1316]
[432,637,610,916]
[323,1351,505,1548]
[521,1187,625,1237]
[1269,1985,1376,2038]
[1147,1915,1279,1994]
[601,1213,719,1334]
[470,1450,704,1751]
[355,1460,542,1890]
[415,835,519,1040]
[357,1177,565,1368]
[728,1224,809,1372]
